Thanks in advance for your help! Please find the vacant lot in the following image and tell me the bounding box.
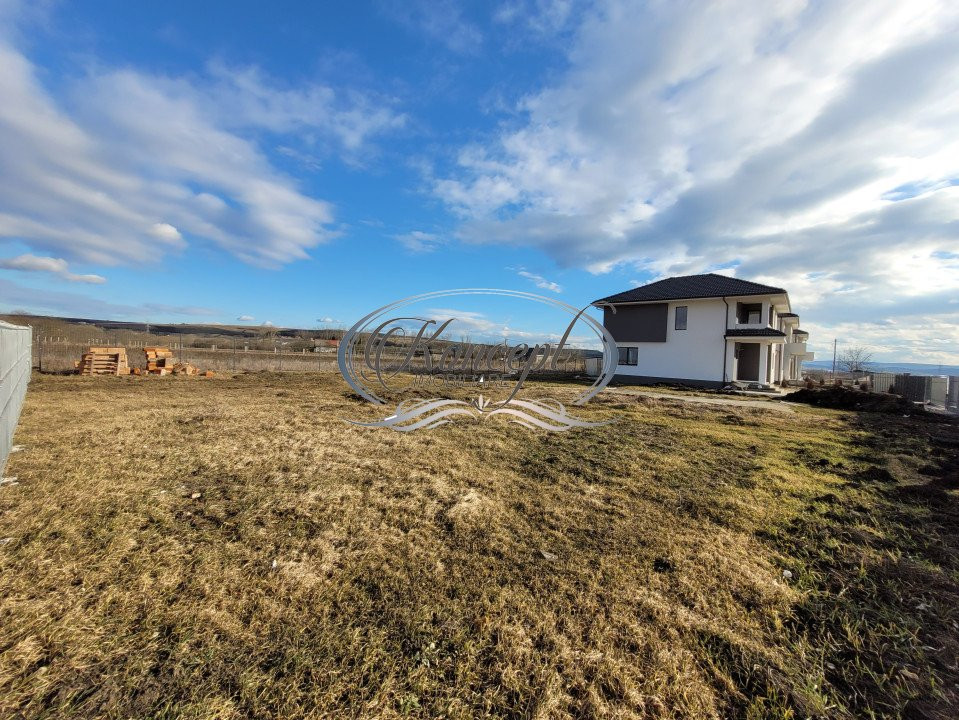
[1,373,957,719]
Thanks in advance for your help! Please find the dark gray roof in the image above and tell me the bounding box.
[725,328,787,338]
[779,312,799,317]
[792,329,808,335]
[594,273,787,304]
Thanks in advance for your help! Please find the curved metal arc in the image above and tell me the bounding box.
[338,289,619,408]
[346,395,614,433]
[348,404,477,431]
[380,398,471,424]
[486,399,613,429]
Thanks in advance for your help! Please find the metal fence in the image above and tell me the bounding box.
[30,337,588,375]
[33,338,341,374]
[1,321,32,474]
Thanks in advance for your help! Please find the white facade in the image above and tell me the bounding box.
[605,294,813,387]
[611,298,727,382]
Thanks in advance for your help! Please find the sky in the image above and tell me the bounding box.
[0,0,957,363]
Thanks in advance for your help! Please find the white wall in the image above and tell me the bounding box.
[611,295,793,384]
[614,298,728,382]
[0,320,31,474]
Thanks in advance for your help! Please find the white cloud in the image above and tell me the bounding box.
[149,223,182,244]
[237,315,255,322]
[494,0,579,38]
[804,311,959,367]
[203,61,407,153]
[436,0,959,359]
[515,268,562,293]
[383,0,483,54]
[0,21,404,269]
[316,316,340,324]
[394,230,445,253]
[0,253,105,283]
[261,321,275,327]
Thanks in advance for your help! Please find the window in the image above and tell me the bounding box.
[736,302,762,324]
[675,305,687,330]
[618,346,638,366]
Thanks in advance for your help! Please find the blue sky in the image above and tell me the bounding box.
[1,0,958,362]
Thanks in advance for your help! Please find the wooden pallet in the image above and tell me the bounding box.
[77,347,130,376]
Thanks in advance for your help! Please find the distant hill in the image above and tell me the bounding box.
[804,360,959,376]
[0,313,339,339]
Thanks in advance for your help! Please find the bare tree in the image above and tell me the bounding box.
[838,345,873,373]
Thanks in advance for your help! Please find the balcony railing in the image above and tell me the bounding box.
[731,321,772,330]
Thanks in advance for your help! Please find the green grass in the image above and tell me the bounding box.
[0,372,956,718]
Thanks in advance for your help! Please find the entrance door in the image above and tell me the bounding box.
[735,342,760,381]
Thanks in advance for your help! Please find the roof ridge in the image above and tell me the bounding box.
[593,273,788,305]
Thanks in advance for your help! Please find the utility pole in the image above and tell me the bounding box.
[831,339,837,376]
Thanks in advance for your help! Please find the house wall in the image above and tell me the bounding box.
[603,304,668,342]
[613,298,728,383]
[607,294,796,385]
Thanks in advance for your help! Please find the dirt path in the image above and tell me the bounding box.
[609,387,796,413]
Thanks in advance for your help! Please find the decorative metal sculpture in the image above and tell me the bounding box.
[337,289,619,431]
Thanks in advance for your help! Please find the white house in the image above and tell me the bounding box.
[593,273,814,388]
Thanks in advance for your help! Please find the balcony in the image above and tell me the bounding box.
[785,341,807,355]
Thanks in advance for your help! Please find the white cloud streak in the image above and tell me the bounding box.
[394,230,446,253]
[382,0,483,54]
[516,269,562,293]
[0,253,106,283]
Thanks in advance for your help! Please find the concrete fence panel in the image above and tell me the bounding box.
[1,321,32,474]
[895,374,931,404]
[868,372,897,394]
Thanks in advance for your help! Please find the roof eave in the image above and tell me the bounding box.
[593,289,789,306]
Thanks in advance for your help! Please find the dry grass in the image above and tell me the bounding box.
[0,372,956,719]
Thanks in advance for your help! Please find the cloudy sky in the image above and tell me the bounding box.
[1,0,957,363]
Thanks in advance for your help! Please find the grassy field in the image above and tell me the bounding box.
[0,373,957,719]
